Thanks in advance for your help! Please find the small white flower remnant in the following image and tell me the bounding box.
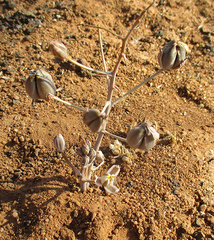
[95,165,120,194]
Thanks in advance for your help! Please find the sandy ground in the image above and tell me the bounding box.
[0,0,214,239]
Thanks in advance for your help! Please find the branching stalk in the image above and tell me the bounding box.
[62,152,81,176]
[98,29,110,88]
[83,24,124,40]
[103,130,127,142]
[50,94,85,112]
[112,68,164,106]
[93,0,155,153]
[66,56,112,76]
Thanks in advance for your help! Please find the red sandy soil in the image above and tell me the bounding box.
[0,0,214,239]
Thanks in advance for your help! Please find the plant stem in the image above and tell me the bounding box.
[62,152,81,176]
[66,56,112,76]
[98,29,110,88]
[51,94,85,112]
[103,131,127,142]
[80,160,94,191]
[112,68,164,106]
[93,0,155,153]
[83,24,123,40]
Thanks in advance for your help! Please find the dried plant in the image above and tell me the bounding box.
[24,0,189,194]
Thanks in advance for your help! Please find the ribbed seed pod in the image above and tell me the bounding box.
[127,123,147,149]
[139,126,159,151]
[127,122,159,151]
[49,40,68,60]
[81,144,90,155]
[83,109,103,133]
[25,69,56,100]
[158,40,189,70]
[53,133,65,152]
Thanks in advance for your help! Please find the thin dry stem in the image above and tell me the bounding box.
[66,56,112,76]
[50,94,85,112]
[112,68,164,106]
[62,152,81,176]
[98,29,110,88]
[103,131,127,142]
[93,0,155,153]
[83,24,123,40]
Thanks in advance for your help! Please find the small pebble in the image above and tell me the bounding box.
[19,136,25,142]
[5,0,16,9]
[199,204,207,212]
[73,210,78,218]
[77,230,83,235]
[127,181,133,188]
[113,229,118,234]
[11,209,19,219]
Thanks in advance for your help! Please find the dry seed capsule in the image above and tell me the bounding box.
[96,150,104,162]
[86,140,92,149]
[81,144,90,155]
[53,134,65,152]
[158,40,189,70]
[127,123,147,149]
[25,69,56,100]
[127,122,159,151]
[140,126,159,151]
[49,40,68,60]
[83,109,103,133]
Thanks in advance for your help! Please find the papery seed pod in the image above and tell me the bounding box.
[81,144,90,155]
[49,40,68,60]
[53,133,65,152]
[127,122,159,151]
[140,126,159,151]
[83,109,103,133]
[127,123,147,149]
[122,155,132,164]
[25,69,56,100]
[96,150,104,162]
[86,140,92,149]
[158,40,189,70]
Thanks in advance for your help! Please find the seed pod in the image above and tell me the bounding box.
[127,122,159,151]
[96,150,104,162]
[127,123,147,149]
[140,126,159,151]
[53,133,65,152]
[25,69,56,100]
[81,144,90,155]
[83,109,103,133]
[158,40,189,70]
[49,40,68,60]
[85,140,92,149]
